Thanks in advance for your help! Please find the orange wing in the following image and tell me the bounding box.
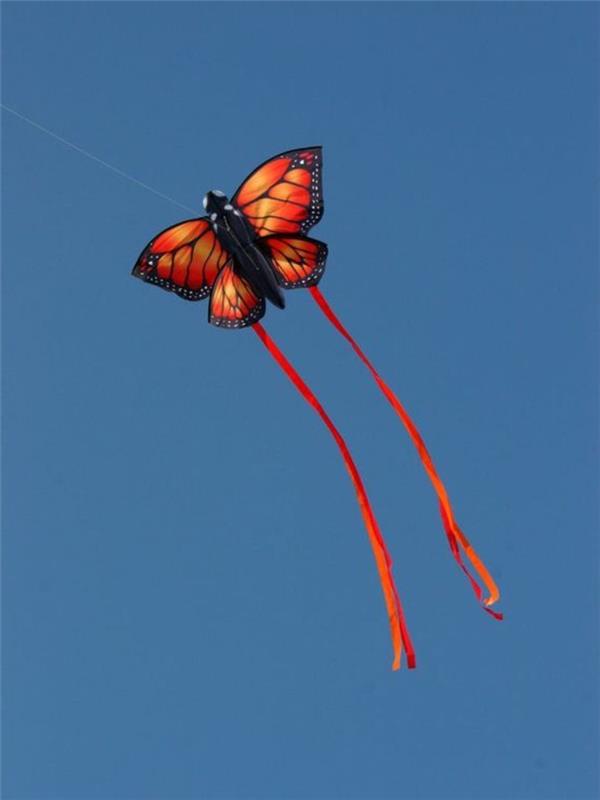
[261,235,328,289]
[132,218,229,301]
[209,262,265,329]
[232,147,323,238]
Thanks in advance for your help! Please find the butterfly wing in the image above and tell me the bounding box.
[231,147,323,239]
[209,261,265,329]
[260,235,328,289]
[132,218,230,301]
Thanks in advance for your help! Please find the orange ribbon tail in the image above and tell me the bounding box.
[309,286,502,620]
[253,321,416,669]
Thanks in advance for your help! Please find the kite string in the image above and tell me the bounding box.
[1,103,196,214]
[309,286,502,619]
[253,322,416,670]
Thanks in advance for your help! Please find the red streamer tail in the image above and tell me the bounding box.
[309,286,502,620]
[253,322,416,670]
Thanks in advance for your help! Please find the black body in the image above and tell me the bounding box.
[205,191,285,309]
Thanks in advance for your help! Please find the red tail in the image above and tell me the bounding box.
[253,322,416,670]
[309,286,502,620]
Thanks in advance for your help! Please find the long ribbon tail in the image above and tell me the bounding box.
[309,286,502,620]
[253,322,416,670]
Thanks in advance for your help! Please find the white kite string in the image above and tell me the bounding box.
[1,103,196,214]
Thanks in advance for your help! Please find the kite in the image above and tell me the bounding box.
[132,146,502,670]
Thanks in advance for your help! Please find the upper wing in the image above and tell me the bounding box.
[260,235,327,289]
[132,218,230,301]
[231,147,323,238]
[209,261,265,329]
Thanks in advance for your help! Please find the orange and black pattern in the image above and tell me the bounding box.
[133,218,230,301]
[209,262,265,328]
[232,147,323,238]
[261,236,327,289]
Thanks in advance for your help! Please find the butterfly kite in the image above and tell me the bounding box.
[132,146,502,669]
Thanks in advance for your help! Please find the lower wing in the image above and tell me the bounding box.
[209,261,266,329]
[260,235,327,289]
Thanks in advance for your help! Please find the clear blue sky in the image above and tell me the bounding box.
[2,3,598,799]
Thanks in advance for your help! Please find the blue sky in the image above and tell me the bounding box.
[2,3,598,799]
